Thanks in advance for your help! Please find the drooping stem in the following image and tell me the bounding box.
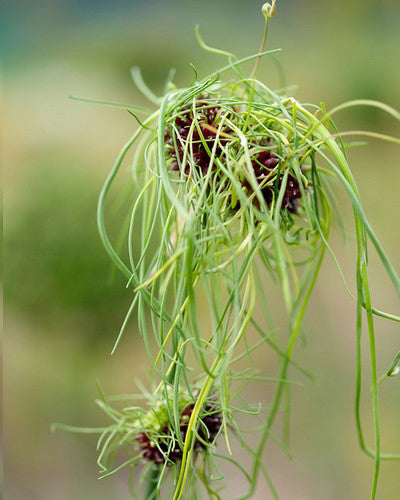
[244,229,329,498]
[145,466,160,500]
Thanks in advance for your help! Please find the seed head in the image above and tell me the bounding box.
[164,98,305,216]
[137,400,222,465]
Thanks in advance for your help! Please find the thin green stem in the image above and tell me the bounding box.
[145,466,160,500]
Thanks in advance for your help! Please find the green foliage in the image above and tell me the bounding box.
[60,8,400,500]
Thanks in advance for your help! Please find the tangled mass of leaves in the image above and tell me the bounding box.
[57,3,400,499]
[164,100,304,214]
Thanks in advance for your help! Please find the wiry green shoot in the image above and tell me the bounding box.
[58,6,400,499]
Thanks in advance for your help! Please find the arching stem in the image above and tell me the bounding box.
[249,1,276,79]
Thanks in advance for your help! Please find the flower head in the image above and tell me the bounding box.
[137,399,222,465]
[164,97,306,218]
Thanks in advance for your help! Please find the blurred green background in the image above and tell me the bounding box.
[4,0,400,498]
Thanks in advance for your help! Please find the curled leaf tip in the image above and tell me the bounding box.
[262,1,276,19]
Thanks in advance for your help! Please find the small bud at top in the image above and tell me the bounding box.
[262,1,276,19]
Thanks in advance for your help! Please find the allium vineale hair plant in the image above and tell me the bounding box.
[55,3,400,498]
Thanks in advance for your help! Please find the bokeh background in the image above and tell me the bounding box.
[3,0,400,498]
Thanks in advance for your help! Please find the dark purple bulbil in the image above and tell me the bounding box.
[164,101,304,213]
[165,103,227,175]
[250,149,302,213]
[137,402,222,465]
